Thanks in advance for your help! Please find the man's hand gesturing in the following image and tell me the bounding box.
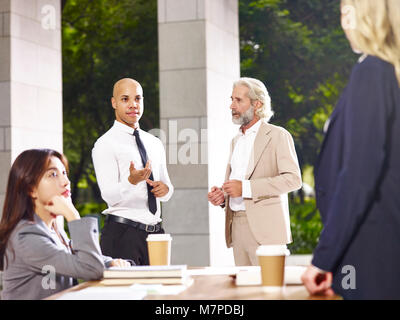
[146,179,169,198]
[128,161,152,185]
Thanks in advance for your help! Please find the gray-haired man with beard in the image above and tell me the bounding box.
[208,77,302,266]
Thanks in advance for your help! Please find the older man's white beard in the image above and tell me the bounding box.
[232,105,255,126]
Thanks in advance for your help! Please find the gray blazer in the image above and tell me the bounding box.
[1,215,112,300]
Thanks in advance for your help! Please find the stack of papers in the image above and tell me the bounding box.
[101,265,191,286]
[57,281,194,300]
[57,286,147,300]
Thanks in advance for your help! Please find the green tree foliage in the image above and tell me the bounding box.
[239,0,355,167]
[288,198,323,254]
[62,0,159,203]
[239,0,357,252]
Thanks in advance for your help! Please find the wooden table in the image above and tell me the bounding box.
[47,271,340,300]
[146,274,337,300]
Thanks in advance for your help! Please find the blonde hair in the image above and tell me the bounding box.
[233,77,274,122]
[342,0,400,86]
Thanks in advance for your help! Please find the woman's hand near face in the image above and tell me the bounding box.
[44,195,80,222]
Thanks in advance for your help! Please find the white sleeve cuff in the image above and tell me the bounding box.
[242,180,252,198]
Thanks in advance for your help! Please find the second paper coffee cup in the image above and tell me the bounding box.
[256,245,290,292]
[146,233,172,265]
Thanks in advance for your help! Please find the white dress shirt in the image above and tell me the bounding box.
[229,119,262,211]
[92,120,174,225]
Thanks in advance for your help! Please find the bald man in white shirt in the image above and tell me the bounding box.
[208,78,302,266]
[92,78,174,265]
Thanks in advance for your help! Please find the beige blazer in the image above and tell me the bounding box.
[224,121,302,247]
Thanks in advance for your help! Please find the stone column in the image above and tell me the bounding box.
[157,0,239,266]
[0,0,63,216]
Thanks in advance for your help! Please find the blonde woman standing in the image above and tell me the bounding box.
[302,0,400,299]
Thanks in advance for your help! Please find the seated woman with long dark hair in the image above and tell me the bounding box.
[0,149,130,299]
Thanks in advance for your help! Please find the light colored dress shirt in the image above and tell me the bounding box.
[92,120,174,225]
[229,119,262,211]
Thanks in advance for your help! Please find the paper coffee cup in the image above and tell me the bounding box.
[256,245,290,293]
[146,234,172,266]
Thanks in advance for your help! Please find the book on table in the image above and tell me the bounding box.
[103,265,188,279]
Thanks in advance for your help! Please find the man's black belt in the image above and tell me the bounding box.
[106,214,162,233]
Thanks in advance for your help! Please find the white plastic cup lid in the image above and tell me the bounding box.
[256,245,290,256]
[146,234,172,241]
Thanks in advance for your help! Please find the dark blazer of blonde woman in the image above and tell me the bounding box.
[313,56,400,299]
